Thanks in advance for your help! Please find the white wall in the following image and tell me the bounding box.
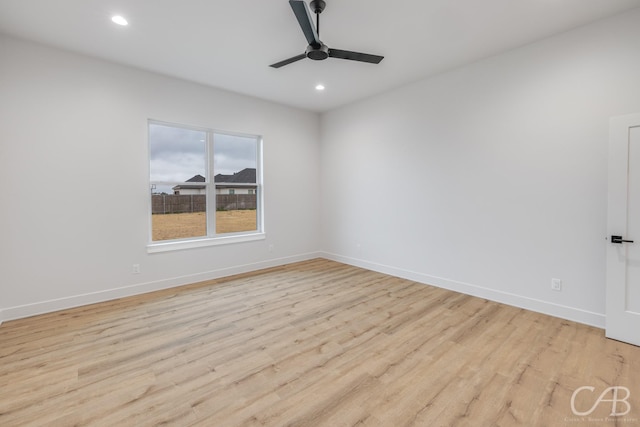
[0,35,321,322]
[320,9,640,327]
[3,9,640,328]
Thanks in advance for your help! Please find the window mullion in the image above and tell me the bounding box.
[257,137,263,233]
[206,131,216,237]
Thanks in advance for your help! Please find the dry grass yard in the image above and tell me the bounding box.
[152,210,257,241]
[1,259,640,426]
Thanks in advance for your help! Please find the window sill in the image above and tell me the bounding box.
[147,232,265,253]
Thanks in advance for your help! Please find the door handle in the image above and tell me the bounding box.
[612,235,635,244]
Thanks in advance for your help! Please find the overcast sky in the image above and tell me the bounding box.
[149,123,257,193]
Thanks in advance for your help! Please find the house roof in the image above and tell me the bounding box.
[186,174,205,183]
[214,168,256,184]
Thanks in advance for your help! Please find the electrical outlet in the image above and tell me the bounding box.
[132,264,141,274]
[268,244,274,252]
[551,278,562,292]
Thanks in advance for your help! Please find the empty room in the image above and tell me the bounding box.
[2,0,640,425]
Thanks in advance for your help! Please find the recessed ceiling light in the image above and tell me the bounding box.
[111,15,128,26]
[315,84,325,91]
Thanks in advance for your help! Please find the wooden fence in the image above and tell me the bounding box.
[152,194,257,214]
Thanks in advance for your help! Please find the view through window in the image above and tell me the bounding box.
[149,121,261,243]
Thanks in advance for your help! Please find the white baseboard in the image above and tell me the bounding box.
[321,252,606,329]
[1,252,322,323]
[1,251,606,330]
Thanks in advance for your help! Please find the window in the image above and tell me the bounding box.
[148,121,262,251]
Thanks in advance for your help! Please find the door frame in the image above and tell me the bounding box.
[606,113,640,345]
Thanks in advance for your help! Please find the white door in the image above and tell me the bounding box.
[606,113,640,346]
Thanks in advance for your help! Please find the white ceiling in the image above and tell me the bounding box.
[1,0,640,112]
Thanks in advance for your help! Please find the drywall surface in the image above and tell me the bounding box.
[0,35,321,319]
[320,9,640,327]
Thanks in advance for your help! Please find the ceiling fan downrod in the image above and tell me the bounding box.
[310,0,325,36]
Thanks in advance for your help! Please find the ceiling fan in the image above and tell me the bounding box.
[270,0,384,68]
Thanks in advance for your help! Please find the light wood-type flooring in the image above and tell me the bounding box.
[1,259,640,426]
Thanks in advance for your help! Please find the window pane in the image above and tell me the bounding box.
[152,212,207,241]
[149,123,206,182]
[215,187,257,234]
[149,122,208,241]
[213,134,257,178]
[151,194,207,241]
[214,134,258,234]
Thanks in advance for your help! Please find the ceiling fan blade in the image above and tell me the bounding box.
[289,0,321,47]
[270,53,307,68]
[328,49,384,64]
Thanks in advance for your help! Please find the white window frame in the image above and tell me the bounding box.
[147,120,264,253]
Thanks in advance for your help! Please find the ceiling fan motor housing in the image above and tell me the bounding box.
[309,0,326,14]
[306,43,329,60]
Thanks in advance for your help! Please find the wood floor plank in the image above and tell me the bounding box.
[1,258,639,426]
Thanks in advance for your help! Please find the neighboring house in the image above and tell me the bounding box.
[172,169,256,195]
[172,174,205,195]
[214,168,257,195]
